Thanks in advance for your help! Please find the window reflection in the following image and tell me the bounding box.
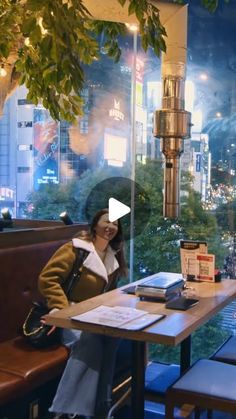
[0,4,236,360]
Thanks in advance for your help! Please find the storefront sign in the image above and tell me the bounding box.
[109,99,125,121]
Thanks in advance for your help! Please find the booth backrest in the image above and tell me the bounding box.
[0,239,67,342]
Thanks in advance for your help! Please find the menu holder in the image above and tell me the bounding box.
[180,240,208,280]
[70,305,165,331]
[196,254,215,282]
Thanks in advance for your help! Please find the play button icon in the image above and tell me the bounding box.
[108,198,130,222]
[84,176,151,240]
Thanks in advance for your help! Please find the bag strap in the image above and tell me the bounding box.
[23,307,44,336]
[64,248,88,299]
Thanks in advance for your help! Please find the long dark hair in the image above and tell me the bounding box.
[78,209,127,278]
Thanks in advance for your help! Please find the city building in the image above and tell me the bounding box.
[0,46,151,216]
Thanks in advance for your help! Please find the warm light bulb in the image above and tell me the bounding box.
[0,67,7,77]
[24,37,30,46]
[125,23,139,32]
[199,73,208,81]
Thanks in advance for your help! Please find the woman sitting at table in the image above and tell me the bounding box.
[38,208,127,419]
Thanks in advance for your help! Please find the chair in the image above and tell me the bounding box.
[145,361,198,418]
[108,339,181,419]
[211,335,236,365]
[108,339,133,418]
[166,358,236,419]
[108,362,181,419]
[145,361,180,403]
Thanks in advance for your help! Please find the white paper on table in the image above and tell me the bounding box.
[70,305,165,330]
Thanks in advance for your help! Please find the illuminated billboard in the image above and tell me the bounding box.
[33,108,59,190]
[104,132,127,167]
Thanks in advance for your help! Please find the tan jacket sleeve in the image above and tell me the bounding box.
[38,241,76,310]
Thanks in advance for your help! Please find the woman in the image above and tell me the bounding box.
[38,209,127,419]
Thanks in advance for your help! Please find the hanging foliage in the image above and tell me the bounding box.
[0,0,230,121]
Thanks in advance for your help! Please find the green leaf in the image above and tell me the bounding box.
[29,24,42,44]
[158,36,166,53]
[117,0,126,6]
[201,0,219,12]
[141,34,148,51]
[135,7,143,21]
[21,17,37,35]
[64,79,72,95]
[0,43,10,58]
[128,1,136,15]
[27,0,46,12]
[0,0,228,122]
[50,39,58,62]
[41,36,53,53]
[153,43,161,57]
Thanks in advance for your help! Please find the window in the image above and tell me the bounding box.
[18,99,32,106]
[17,167,30,173]
[18,121,33,128]
[0,6,235,366]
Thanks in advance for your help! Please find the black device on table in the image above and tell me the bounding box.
[165,296,199,310]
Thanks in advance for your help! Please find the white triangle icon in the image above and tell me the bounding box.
[108,198,130,222]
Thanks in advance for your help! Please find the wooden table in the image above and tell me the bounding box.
[46,279,236,419]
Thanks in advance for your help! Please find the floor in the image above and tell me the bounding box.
[114,402,236,418]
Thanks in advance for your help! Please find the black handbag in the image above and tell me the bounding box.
[23,301,61,348]
[23,248,88,348]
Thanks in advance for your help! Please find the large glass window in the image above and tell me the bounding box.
[0,3,236,364]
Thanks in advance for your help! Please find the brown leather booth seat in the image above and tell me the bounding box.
[0,338,68,406]
[0,240,68,342]
[0,239,70,416]
[0,371,23,406]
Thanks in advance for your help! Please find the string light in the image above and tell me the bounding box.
[125,23,139,32]
[199,73,208,81]
[0,65,7,77]
[24,37,30,46]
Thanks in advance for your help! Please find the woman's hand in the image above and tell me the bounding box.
[40,318,57,335]
[41,307,59,335]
